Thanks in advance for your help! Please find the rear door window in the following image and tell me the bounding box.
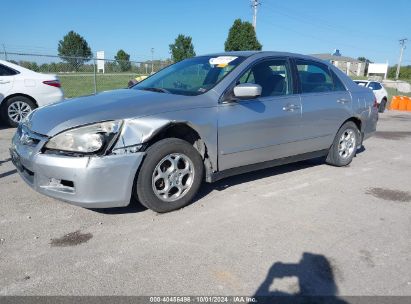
[296,60,334,93]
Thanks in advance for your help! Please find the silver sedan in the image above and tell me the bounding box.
[10,51,378,213]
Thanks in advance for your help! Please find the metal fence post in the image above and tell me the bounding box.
[93,58,97,94]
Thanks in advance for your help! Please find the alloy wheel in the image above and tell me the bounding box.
[7,101,32,123]
[338,128,356,159]
[151,153,195,202]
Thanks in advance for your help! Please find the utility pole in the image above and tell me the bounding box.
[395,38,407,80]
[2,44,7,61]
[151,48,154,74]
[251,0,261,31]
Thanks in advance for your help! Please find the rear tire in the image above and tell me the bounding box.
[1,96,36,127]
[378,99,387,113]
[136,138,204,213]
[326,121,359,167]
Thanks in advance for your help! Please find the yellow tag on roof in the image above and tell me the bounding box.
[209,56,238,66]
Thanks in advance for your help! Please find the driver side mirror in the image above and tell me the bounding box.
[233,83,262,99]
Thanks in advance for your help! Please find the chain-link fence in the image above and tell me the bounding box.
[1,52,172,98]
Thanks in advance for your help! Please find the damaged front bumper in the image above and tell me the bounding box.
[10,128,145,208]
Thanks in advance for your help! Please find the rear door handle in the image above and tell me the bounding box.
[0,80,10,84]
[283,104,301,112]
[337,98,350,104]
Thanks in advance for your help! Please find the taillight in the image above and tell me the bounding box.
[43,80,61,88]
[373,97,378,108]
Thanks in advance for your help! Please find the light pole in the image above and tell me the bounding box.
[151,48,154,74]
[251,0,261,31]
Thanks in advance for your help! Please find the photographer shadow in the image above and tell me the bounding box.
[254,252,348,304]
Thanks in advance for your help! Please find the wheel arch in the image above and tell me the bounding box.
[146,122,201,147]
[144,122,213,174]
[117,121,214,181]
[344,117,362,132]
[338,116,363,147]
[0,93,38,108]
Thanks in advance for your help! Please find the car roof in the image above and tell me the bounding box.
[0,59,41,75]
[354,80,383,84]
[0,59,23,71]
[202,51,328,62]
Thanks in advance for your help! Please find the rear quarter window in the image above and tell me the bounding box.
[0,64,18,76]
[331,70,346,91]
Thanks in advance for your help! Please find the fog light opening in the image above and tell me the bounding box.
[43,178,75,193]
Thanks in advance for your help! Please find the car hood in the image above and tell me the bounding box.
[27,89,197,136]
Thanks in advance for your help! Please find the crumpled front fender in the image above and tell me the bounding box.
[113,118,173,149]
[113,117,204,151]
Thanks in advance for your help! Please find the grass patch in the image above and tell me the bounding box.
[349,76,368,80]
[59,73,140,98]
[386,87,411,99]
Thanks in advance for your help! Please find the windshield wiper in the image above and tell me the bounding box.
[140,87,170,94]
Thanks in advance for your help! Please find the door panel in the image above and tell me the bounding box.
[218,95,303,170]
[299,91,352,151]
[295,59,353,151]
[217,57,307,171]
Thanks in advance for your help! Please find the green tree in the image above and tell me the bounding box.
[224,19,262,51]
[388,65,411,79]
[18,61,39,72]
[115,49,131,72]
[357,57,372,63]
[58,31,92,70]
[169,34,196,62]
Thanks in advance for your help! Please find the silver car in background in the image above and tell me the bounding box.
[10,51,378,213]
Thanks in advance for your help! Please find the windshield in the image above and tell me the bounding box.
[133,55,245,96]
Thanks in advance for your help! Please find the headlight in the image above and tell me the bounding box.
[45,120,123,153]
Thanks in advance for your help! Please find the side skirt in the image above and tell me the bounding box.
[206,149,329,183]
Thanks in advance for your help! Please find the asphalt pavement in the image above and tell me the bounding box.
[0,111,410,297]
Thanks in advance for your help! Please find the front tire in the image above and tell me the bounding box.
[1,96,36,127]
[136,138,204,213]
[326,121,359,167]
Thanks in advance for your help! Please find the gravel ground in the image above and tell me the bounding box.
[0,111,410,297]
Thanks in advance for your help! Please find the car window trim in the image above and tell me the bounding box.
[219,56,295,103]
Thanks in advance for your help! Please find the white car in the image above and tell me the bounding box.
[354,80,388,113]
[0,60,64,127]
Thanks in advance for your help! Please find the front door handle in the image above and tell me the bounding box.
[337,98,350,104]
[0,80,10,84]
[283,104,301,112]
